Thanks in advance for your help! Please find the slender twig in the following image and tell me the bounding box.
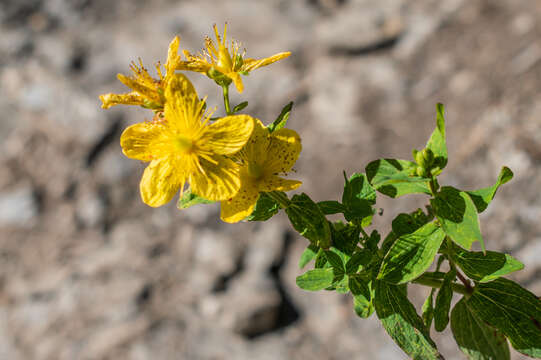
[412,274,470,296]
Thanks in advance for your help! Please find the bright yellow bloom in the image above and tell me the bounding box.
[221,119,302,223]
[178,24,291,93]
[120,73,254,206]
[99,36,183,110]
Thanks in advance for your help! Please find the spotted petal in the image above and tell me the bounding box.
[120,121,169,161]
[99,92,145,109]
[140,157,187,207]
[199,115,254,155]
[264,128,302,174]
[190,155,241,201]
[242,52,291,72]
[220,179,260,223]
[165,36,181,78]
[260,175,302,192]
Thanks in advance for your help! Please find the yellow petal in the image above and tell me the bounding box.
[229,72,244,93]
[140,157,186,207]
[241,52,291,72]
[99,92,145,109]
[117,74,161,103]
[120,122,169,161]
[176,60,212,73]
[164,74,201,132]
[199,115,254,155]
[244,119,270,163]
[260,175,302,192]
[189,155,241,201]
[165,36,181,78]
[264,128,302,174]
[220,180,260,223]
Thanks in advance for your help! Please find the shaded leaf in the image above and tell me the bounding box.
[246,192,280,221]
[378,222,445,284]
[177,190,214,209]
[296,268,334,291]
[375,281,442,359]
[299,245,319,269]
[268,101,293,132]
[318,200,345,215]
[366,159,431,198]
[422,289,436,329]
[431,187,483,251]
[449,244,524,283]
[466,278,541,357]
[451,298,510,360]
[466,167,513,213]
[350,276,375,318]
[286,193,331,248]
[434,269,456,332]
[425,103,448,170]
[342,172,376,221]
[346,249,373,274]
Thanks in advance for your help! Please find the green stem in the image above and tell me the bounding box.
[222,84,232,115]
[267,191,290,209]
[413,274,470,296]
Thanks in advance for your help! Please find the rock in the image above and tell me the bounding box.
[0,186,38,227]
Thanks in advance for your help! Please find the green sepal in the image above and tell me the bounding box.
[342,172,376,221]
[377,222,445,284]
[448,243,524,283]
[285,193,331,248]
[466,166,513,213]
[434,269,456,332]
[350,275,375,318]
[375,281,442,359]
[207,67,232,87]
[451,298,510,360]
[317,200,345,215]
[177,190,215,210]
[431,187,484,252]
[296,268,334,291]
[246,193,280,221]
[366,159,431,198]
[466,278,541,357]
[424,103,448,170]
[298,245,319,269]
[233,101,248,113]
[268,101,293,133]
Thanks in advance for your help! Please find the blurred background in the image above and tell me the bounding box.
[1,0,540,359]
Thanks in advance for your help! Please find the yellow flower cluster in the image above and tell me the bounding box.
[100,24,300,223]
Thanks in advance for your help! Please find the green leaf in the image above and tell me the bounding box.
[330,222,359,256]
[246,193,280,221]
[378,222,445,284]
[317,200,345,215]
[466,278,541,357]
[350,276,375,318]
[431,187,484,251]
[334,276,349,293]
[286,193,331,248]
[382,209,433,255]
[299,245,319,269]
[325,250,345,275]
[314,249,327,268]
[434,269,456,332]
[366,159,431,198]
[375,281,442,359]
[296,268,335,291]
[342,172,376,221]
[233,101,248,113]
[451,298,510,360]
[365,230,380,251]
[425,103,448,170]
[268,101,293,132]
[345,249,373,274]
[177,190,214,209]
[466,167,514,213]
[422,289,436,329]
[449,244,524,283]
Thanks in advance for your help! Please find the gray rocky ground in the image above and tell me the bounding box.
[0,0,540,359]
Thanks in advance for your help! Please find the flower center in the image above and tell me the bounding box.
[175,136,193,153]
[247,162,264,180]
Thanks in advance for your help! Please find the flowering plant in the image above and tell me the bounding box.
[100,24,541,360]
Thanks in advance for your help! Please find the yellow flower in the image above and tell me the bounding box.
[220,119,302,223]
[178,23,291,93]
[99,36,183,110]
[120,73,254,206]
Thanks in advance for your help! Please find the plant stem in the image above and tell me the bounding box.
[412,274,470,296]
[267,191,290,209]
[222,84,232,115]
